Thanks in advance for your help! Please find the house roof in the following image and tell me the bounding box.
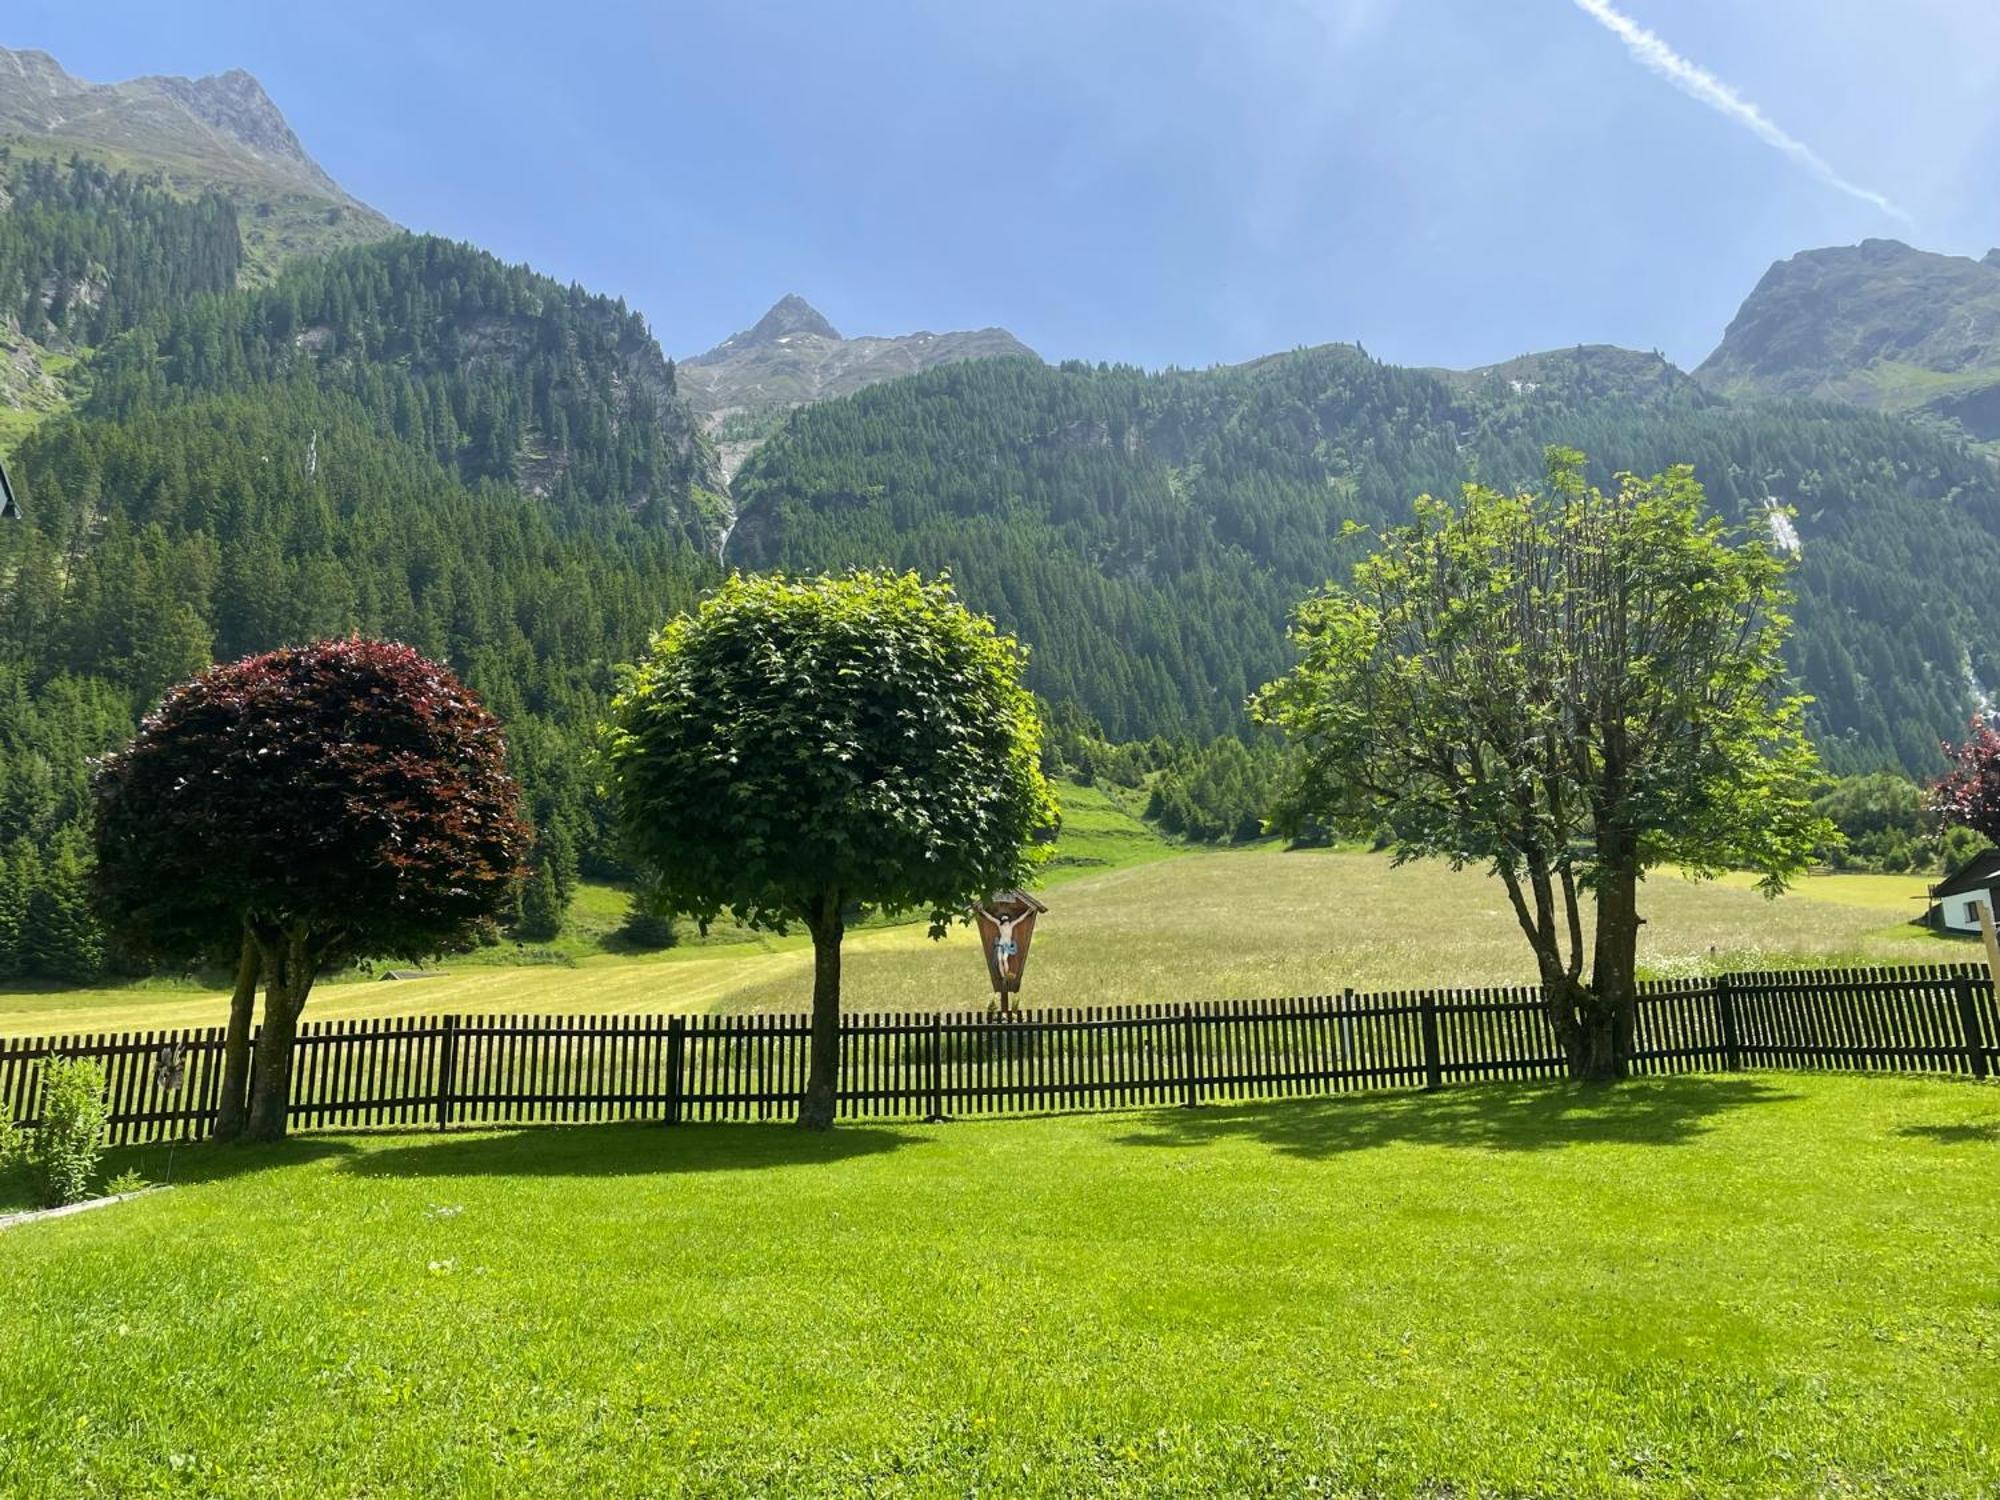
[1931,849,2000,899]
[0,456,18,520]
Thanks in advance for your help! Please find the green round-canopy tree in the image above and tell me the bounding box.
[604,570,1057,1128]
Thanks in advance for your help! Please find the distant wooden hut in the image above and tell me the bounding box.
[0,454,20,520]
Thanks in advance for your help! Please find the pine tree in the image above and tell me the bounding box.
[24,842,103,983]
[514,860,565,942]
[0,838,35,979]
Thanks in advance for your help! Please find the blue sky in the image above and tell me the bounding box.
[13,1,2000,371]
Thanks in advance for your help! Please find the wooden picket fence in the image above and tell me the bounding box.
[2,963,1994,1145]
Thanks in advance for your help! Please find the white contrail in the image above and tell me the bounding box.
[1570,0,1911,224]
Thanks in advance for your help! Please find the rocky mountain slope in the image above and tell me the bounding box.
[0,156,243,450]
[680,294,1036,476]
[1696,239,2000,443]
[0,45,390,276]
[0,45,394,451]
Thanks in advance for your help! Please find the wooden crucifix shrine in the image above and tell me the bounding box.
[970,888,1047,1015]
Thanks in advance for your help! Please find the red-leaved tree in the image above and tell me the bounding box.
[1930,719,2000,845]
[94,641,528,1141]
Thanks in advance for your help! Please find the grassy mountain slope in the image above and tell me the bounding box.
[1696,239,2000,444]
[0,45,390,278]
[0,849,1942,1032]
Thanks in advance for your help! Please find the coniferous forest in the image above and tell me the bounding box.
[4,154,1999,979]
[0,154,242,349]
[732,348,1999,770]
[0,169,719,978]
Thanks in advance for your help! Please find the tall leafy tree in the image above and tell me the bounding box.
[22,836,102,983]
[604,571,1056,1128]
[93,640,529,1140]
[1255,450,1830,1080]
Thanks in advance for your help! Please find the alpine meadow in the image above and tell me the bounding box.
[2,14,1999,1498]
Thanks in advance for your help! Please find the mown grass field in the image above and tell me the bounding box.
[1,837,1955,1037]
[0,781,1176,1035]
[0,1072,1994,1496]
[709,851,1952,1018]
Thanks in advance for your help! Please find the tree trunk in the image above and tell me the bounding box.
[1583,835,1643,1083]
[1540,970,1628,1084]
[213,930,261,1142]
[799,891,844,1130]
[1561,996,1624,1082]
[245,929,316,1142]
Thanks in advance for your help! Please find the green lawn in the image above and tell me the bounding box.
[0,844,1959,1036]
[0,1072,1993,1495]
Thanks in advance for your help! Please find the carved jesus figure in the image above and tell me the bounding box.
[972,900,1034,1012]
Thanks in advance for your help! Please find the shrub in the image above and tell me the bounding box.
[1812,773,1938,873]
[0,1100,19,1171]
[1942,825,1986,878]
[620,903,677,950]
[513,862,566,942]
[26,1056,110,1208]
[619,871,678,950]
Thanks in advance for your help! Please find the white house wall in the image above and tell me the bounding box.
[1939,891,1996,934]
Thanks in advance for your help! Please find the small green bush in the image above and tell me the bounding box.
[104,1168,148,1196]
[26,1056,110,1208]
[619,871,678,950]
[620,903,677,950]
[0,1100,19,1171]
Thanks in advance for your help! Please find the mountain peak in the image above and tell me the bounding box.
[135,66,334,191]
[678,299,1039,477]
[0,43,354,203]
[743,295,843,346]
[1696,238,2000,441]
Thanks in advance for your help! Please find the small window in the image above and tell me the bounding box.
[1969,902,1986,925]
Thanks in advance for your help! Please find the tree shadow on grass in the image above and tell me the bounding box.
[342,1120,921,1180]
[71,1120,918,1197]
[1114,1076,1799,1160]
[1899,1122,2000,1145]
[79,1135,362,1196]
